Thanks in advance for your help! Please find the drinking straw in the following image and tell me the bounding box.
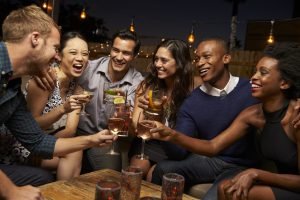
[125,90,128,104]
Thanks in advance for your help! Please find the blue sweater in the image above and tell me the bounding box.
[165,78,259,167]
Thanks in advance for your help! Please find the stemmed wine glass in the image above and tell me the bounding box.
[76,88,94,116]
[135,112,157,160]
[106,102,128,155]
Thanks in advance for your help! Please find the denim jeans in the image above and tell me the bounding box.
[0,164,54,186]
[152,154,246,200]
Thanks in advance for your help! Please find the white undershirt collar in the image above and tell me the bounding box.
[199,74,239,96]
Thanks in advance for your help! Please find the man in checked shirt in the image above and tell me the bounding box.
[0,5,115,200]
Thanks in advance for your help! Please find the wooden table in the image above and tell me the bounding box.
[40,169,198,200]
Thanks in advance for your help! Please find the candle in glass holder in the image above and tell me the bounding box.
[120,166,143,200]
[161,173,185,200]
[95,180,121,200]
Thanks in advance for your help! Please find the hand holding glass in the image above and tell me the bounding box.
[76,89,94,116]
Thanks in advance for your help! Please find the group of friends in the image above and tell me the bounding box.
[1,4,300,200]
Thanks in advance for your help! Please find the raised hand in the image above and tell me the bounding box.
[34,67,57,91]
[74,88,94,116]
[137,94,149,110]
[61,94,87,114]
[90,129,117,147]
[137,92,167,110]
[149,121,175,141]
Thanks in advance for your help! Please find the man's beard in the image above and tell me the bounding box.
[28,56,50,77]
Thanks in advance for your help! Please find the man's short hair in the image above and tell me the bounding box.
[2,4,59,42]
[201,37,229,54]
[111,29,141,56]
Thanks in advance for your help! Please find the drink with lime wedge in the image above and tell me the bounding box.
[104,88,125,104]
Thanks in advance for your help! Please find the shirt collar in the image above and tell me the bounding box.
[199,73,239,96]
[98,56,134,85]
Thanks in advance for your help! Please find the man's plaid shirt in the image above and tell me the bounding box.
[0,42,56,158]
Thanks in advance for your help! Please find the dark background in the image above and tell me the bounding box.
[1,0,299,48]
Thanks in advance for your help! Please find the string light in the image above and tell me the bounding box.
[80,8,86,19]
[187,24,195,47]
[267,20,275,44]
[129,17,135,32]
[42,1,47,9]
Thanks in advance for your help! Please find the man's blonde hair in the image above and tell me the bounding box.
[2,4,59,42]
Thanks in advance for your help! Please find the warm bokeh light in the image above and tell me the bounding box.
[267,20,275,44]
[129,18,135,32]
[187,25,195,46]
[129,24,135,32]
[80,8,86,19]
[267,35,274,44]
[42,2,47,9]
[188,33,195,44]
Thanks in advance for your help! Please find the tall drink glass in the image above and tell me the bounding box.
[145,86,165,122]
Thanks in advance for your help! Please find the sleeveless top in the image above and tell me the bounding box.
[260,101,298,174]
[0,79,76,164]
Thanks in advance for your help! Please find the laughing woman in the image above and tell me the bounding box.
[24,31,90,180]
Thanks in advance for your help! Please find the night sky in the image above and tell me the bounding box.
[64,0,295,46]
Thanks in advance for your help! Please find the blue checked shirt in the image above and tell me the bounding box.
[0,42,56,158]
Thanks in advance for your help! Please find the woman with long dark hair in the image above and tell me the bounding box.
[128,39,195,181]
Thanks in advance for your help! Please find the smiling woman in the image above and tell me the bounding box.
[129,39,195,181]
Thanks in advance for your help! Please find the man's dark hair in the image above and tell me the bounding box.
[111,29,141,56]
